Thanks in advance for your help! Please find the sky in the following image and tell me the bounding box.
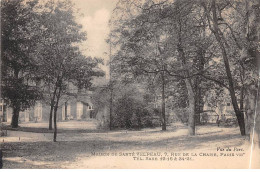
[73,0,118,78]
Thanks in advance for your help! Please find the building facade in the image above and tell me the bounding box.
[0,92,95,124]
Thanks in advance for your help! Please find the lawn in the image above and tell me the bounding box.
[0,120,259,169]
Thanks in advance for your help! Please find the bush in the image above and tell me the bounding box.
[0,130,7,136]
[224,118,238,127]
[174,108,189,124]
[112,95,161,129]
[201,113,209,124]
[96,119,110,130]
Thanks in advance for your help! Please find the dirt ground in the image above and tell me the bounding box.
[0,121,259,169]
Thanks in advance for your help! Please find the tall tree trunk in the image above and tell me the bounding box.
[178,54,196,135]
[49,103,54,130]
[255,84,260,149]
[245,86,257,135]
[11,69,20,128]
[207,0,246,135]
[109,83,113,130]
[186,79,196,135]
[194,47,205,125]
[49,86,58,130]
[137,109,142,129]
[240,86,244,112]
[65,101,68,120]
[53,102,58,142]
[177,43,196,135]
[194,78,200,125]
[195,87,203,125]
[53,87,62,142]
[176,12,196,135]
[11,106,20,128]
[243,0,260,140]
[161,72,166,131]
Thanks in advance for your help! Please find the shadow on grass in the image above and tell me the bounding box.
[0,126,248,169]
[2,124,179,134]
[2,125,106,134]
[2,159,50,169]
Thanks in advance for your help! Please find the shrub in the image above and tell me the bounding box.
[174,108,189,124]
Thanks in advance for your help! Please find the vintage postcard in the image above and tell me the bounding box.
[0,0,259,169]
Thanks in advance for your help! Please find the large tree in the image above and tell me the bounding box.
[1,0,42,128]
[110,0,259,136]
[200,0,260,136]
[110,0,176,131]
[110,0,217,134]
[35,0,104,141]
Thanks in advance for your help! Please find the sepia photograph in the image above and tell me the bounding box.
[0,0,259,169]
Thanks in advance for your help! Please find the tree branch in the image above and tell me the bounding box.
[219,22,242,50]
[198,73,229,89]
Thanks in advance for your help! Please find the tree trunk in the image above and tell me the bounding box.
[53,102,58,142]
[255,86,260,149]
[11,106,20,128]
[186,79,196,135]
[195,88,203,125]
[208,0,246,135]
[194,47,206,125]
[136,108,142,129]
[49,104,54,130]
[240,86,244,112]
[49,86,58,130]
[161,72,166,131]
[109,83,113,130]
[177,44,196,135]
[178,56,196,135]
[194,72,203,125]
[11,69,20,128]
[65,101,68,120]
[53,87,62,142]
[176,13,196,135]
[245,86,257,135]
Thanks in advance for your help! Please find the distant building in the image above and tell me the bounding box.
[202,89,237,124]
[0,72,109,125]
[0,99,10,123]
[203,101,235,123]
[0,91,95,124]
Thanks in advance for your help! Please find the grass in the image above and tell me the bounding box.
[0,120,256,169]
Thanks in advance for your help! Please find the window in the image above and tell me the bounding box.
[67,104,71,117]
[34,103,42,121]
[88,106,93,110]
[77,102,83,119]
[62,104,71,120]
[227,103,230,106]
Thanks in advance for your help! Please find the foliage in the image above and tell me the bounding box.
[111,83,160,129]
[173,108,189,124]
[1,0,105,133]
[109,0,259,135]
[1,0,43,127]
[33,0,105,140]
